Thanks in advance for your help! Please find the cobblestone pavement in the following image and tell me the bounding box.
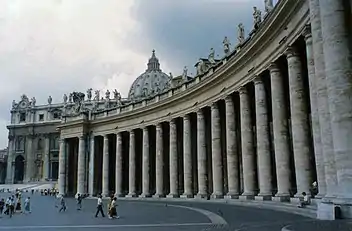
[0,192,349,231]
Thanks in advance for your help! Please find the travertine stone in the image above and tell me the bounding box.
[168,120,179,197]
[76,135,86,195]
[211,103,223,198]
[196,109,208,198]
[88,136,95,196]
[25,136,34,182]
[115,133,123,197]
[320,0,352,198]
[43,136,50,180]
[182,115,193,197]
[224,95,239,197]
[254,76,272,197]
[309,0,337,198]
[239,87,256,197]
[102,135,109,197]
[127,130,137,197]
[154,123,164,197]
[269,63,291,199]
[6,138,14,184]
[141,127,150,197]
[285,46,313,196]
[303,25,327,198]
[58,138,66,195]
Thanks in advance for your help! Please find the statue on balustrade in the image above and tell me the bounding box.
[182,66,188,79]
[47,96,52,105]
[94,90,100,101]
[208,48,216,64]
[237,23,245,43]
[223,36,231,55]
[63,94,68,104]
[87,88,92,101]
[264,0,273,13]
[71,92,85,113]
[253,6,262,30]
[113,89,121,101]
[197,59,207,76]
[12,100,17,109]
[105,90,110,101]
[30,97,36,107]
[69,93,73,103]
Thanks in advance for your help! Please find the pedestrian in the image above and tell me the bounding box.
[24,197,31,214]
[95,195,105,217]
[4,197,10,215]
[76,194,82,210]
[9,197,15,218]
[59,195,66,212]
[107,195,113,218]
[109,197,119,219]
[0,198,5,216]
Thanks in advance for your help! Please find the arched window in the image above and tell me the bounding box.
[37,138,43,150]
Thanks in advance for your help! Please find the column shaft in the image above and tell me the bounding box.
[196,110,207,197]
[211,103,223,198]
[154,123,164,197]
[6,137,14,184]
[43,136,50,180]
[88,136,95,196]
[183,115,193,197]
[141,127,150,197]
[25,135,34,182]
[240,87,256,197]
[168,120,178,197]
[286,46,313,196]
[58,138,66,195]
[254,77,273,198]
[77,136,86,195]
[115,133,123,197]
[102,135,109,197]
[127,130,136,197]
[225,96,239,197]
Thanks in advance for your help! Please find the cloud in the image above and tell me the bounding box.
[0,0,269,147]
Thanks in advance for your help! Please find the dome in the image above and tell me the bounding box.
[128,50,172,100]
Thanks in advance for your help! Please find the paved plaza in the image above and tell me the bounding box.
[0,193,349,231]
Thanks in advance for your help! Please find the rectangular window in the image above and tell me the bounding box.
[39,114,44,121]
[19,113,26,122]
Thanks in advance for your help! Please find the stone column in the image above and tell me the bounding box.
[285,46,313,197]
[182,115,193,198]
[58,138,66,195]
[88,135,95,196]
[211,102,223,198]
[239,87,256,199]
[196,109,207,198]
[140,127,150,197]
[154,123,164,197]
[43,136,50,181]
[320,0,352,200]
[127,130,137,197]
[102,135,109,197]
[224,95,240,198]
[25,135,34,182]
[76,135,86,196]
[303,25,327,198]
[6,136,14,184]
[115,132,123,197]
[254,76,273,200]
[309,0,337,198]
[269,63,291,201]
[168,119,179,198]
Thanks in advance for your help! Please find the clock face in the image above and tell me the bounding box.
[19,101,27,108]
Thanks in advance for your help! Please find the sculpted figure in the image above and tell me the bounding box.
[208,48,215,64]
[238,23,245,43]
[182,66,188,79]
[169,72,173,79]
[69,93,73,103]
[63,94,68,104]
[264,0,273,13]
[223,36,231,55]
[253,6,262,29]
[12,100,17,109]
[48,96,52,105]
[31,97,36,107]
[87,88,92,101]
[197,59,206,75]
[94,90,100,101]
[105,89,110,100]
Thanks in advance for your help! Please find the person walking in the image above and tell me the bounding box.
[23,197,31,214]
[110,197,119,219]
[0,198,5,216]
[8,197,15,218]
[76,194,82,210]
[59,195,67,212]
[95,195,105,217]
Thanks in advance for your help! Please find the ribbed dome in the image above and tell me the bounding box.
[128,50,172,100]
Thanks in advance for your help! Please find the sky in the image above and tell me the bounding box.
[0,0,276,148]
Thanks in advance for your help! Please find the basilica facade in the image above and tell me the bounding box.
[7,0,352,220]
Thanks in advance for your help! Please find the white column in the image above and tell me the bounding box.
[140,127,150,197]
[211,102,223,198]
[102,135,109,197]
[76,135,86,196]
[88,135,95,196]
[303,25,326,198]
[25,135,34,182]
[6,136,14,184]
[320,0,352,199]
[254,76,273,200]
[182,115,193,198]
[309,0,337,199]
[269,63,291,201]
[196,109,207,198]
[115,133,123,197]
[127,130,137,197]
[154,123,164,197]
[58,138,66,196]
[285,46,313,197]
[43,136,50,181]
[224,95,240,198]
[168,119,179,197]
[239,87,256,199]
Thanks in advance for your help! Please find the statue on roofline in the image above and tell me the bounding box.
[265,0,274,13]
[223,36,231,55]
[87,88,93,101]
[238,23,245,43]
[63,94,68,104]
[253,6,262,30]
[208,48,216,64]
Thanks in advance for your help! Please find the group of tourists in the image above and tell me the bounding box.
[0,190,31,218]
[95,194,119,219]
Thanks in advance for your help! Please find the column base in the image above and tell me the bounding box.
[139,193,151,198]
[195,193,208,199]
[239,192,255,200]
[126,193,137,198]
[290,197,301,203]
[180,193,193,198]
[224,193,239,199]
[211,193,224,199]
[166,194,179,198]
[255,195,272,201]
[114,193,125,198]
[153,194,165,198]
[317,201,338,220]
[272,194,291,202]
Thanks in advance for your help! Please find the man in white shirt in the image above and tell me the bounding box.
[95,194,105,217]
[298,192,310,208]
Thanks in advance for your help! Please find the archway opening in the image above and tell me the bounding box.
[14,155,25,184]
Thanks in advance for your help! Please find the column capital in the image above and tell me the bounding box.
[253,75,263,85]
[302,24,312,42]
[27,134,36,139]
[224,95,233,104]
[196,109,204,117]
[129,129,135,136]
[156,123,162,131]
[211,102,218,110]
[78,134,86,140]
[103,134,109,140]
[268,62,280,73]
[284,46,299,58]
[142,126,148,133]
[238,86,248,95]
[183,114,190,121]
[8,135,15,141]
[59,137,66,144]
